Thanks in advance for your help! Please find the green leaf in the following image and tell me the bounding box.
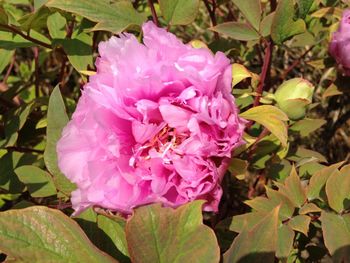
[18,6,51,33]
[232,0,261,30]
[325,168,350,213]
[223,206,280,263]
[0,7,9,25]
[47,11,66,39]
[231,63,253,87]
[260,12,274,37]
[290,118,326,137]
[288,215,310,236]
[322,83,343,100]
[125,201,220,263]
[159,0,200,25]
[277,166,306,207]
[97,215,129,260]
[229,211,268,233]
[15,165,57,197]
[44,86,76,196]
[265,188,295,220]
[276,224,294,260]
[271,0,306,44]
[74,209,129,263]
[0,152,32,193]
[34,0,48,10]
[210,22,260,41]
[0,49,13,74]
[0,206,116,262]
[46,0,146,33]
[228,158,248,180]
[240,105,289,147]
[321,211,350,262]
[60,32,93,72]
[299,203,321,215]
[297,0,314,18]
[307,162,344,201]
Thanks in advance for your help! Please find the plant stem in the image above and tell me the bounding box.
[253,41,272,107]
[203,0,219,39]
[0,24,52,49]
[148,0,160,26]
[282,45,315,79]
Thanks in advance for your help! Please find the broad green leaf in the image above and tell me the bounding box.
[46,0,146,33]
[223,206,280,263]
[18,6,51,32]
[0,49,13,74]
[271,0,306,44]
[325,169,350,213]
[288,147,327,164]
[288,215,311,236]
[290,118,326,137]
[44,86,76,196]
[97,215,129,261]
[47,12,66,39]
[2,102,35,147]
[229,211,268,233]
[60,32,93,72]
[0,152,32,193]
[232,0,261,30]
[15,165,57,197]
[159,0,200,25]
[266,188,295,220]
[210,22,260,41]
[297,0,314,18]
[0,7,9,25]
[228,158,248,180]
[260,12,274,37]
[276,224,294,260]
[299,203,321,215]
[322,84,343,100]
[307,162,344,201]
[311,7,343,19]
[34,0,48,10]
[231,63,253,87]
[125,201,220,263]
[277,166,306,207]
[240,105,289,147]
[321,211,350,262]
[74,209,129,263]
[0,206,116,262]
[0,31,35,50]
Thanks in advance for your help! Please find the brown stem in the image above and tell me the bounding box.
[0,24,51,49]
[270,0,277,12]
[5,146,44,154]
[253,41,272,107]
[203,0,219,39]
[282,45,315,79]
[33,47,40,97]
[147,0,160,26]
[2,52,15,83]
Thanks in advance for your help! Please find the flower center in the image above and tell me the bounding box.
[129,125,187,167]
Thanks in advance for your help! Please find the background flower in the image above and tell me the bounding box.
[329,9,350,75]
[57,22,246,215]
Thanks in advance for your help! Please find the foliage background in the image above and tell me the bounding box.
[0,0,349,262]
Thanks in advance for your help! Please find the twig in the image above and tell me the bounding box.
[5,146,44,154]
[203,0,219,39]
[2,52,15,83]
[0,24,51,49]
[253,41,272,107]
[33,47,40,97]
[147,0,160,26]
[282,45,315,79]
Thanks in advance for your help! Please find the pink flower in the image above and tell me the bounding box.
[57,21,246,215]
[329,9,350,75]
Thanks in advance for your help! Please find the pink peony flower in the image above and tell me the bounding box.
[57,21,246,215]
[329,9,350,75]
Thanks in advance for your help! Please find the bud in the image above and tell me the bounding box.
[329,9,350,75]
[275,78,314,120]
